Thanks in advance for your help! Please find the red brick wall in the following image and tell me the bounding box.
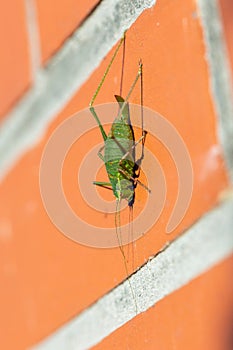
[0,1,232,349]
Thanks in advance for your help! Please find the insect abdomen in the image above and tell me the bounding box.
[104,118,136,203]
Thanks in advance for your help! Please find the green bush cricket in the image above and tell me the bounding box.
[89,33,150,313]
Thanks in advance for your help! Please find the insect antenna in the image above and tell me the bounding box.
[127,205,135,271]
[115,199,123,250]
[140,58,145,153]
[115,199,138,314]
[119,33,126,97]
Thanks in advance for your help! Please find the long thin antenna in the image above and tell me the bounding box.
[119,34,126,97]
[140,59,145,148]
[115,199,138,314]
[130,206,135,271]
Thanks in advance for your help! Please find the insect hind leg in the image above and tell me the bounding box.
[89,33,125,108]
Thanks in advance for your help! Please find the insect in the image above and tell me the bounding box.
[89,33,150,312]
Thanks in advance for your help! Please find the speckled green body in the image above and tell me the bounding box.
[104,97,136,205]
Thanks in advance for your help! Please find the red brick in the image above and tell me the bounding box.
[0,1,31,119]
[0,1,230,349]
[93,256,233,350]
[36,0,99,62]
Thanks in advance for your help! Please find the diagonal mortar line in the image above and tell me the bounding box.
[197,0,233,182]
[0,0,156,181]
[31,198,233,350]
